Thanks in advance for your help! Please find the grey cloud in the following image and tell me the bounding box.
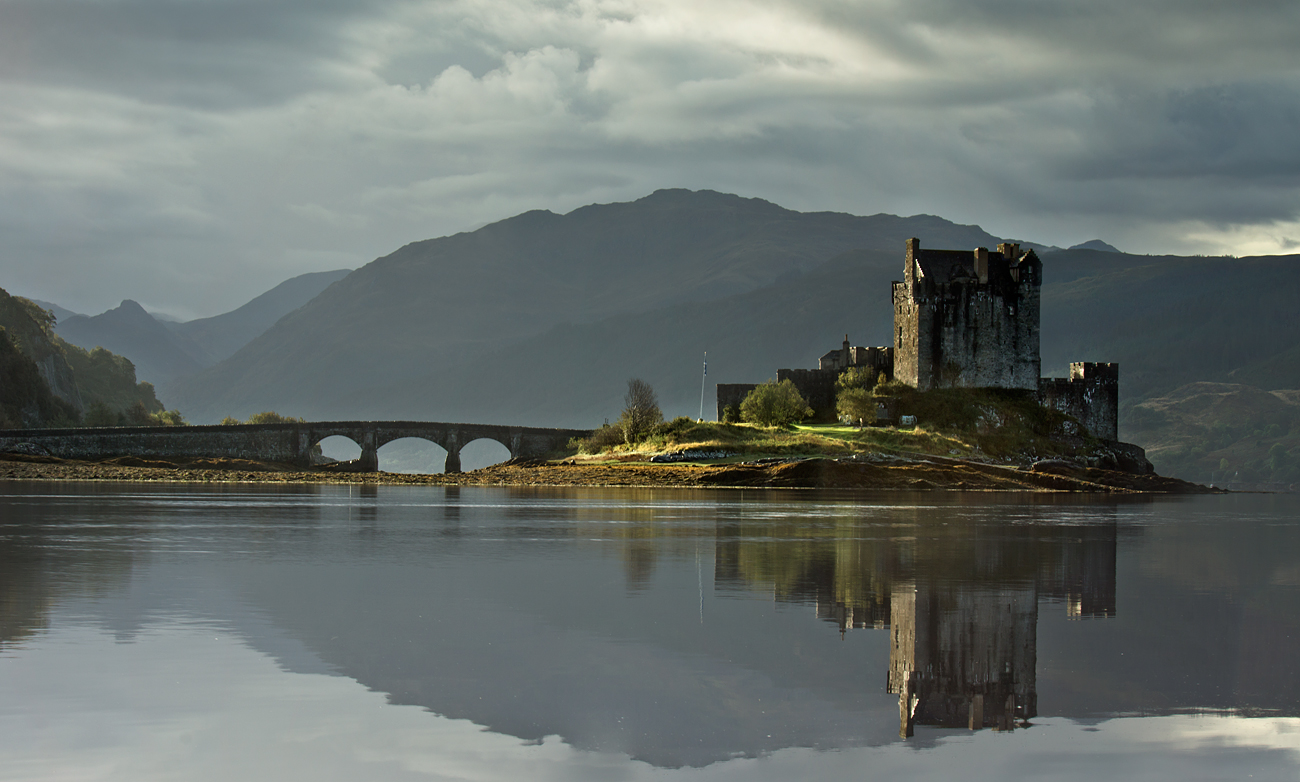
[2,0,1300,315]
[0,0,417,108]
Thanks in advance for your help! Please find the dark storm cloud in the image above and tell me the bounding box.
[1,0,1298,315]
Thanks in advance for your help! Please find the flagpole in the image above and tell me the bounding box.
[698,352,708,421]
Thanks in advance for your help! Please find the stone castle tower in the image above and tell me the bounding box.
[892,238,1042,391]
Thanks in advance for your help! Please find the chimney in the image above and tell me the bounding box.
[905,238,920,285]
[974,247,989,284]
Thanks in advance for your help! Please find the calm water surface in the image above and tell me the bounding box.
[2,484,1298,780]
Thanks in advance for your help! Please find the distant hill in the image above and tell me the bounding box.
[166,189,1004,421]
[1038,250,1300,405]
[57,300,208,385]
[28,299,83,324]
[147,189,1300,486]
[1067,240,1121,253]
[54,268,353,387]
[166,268,351,363]
[1125,383,1299,488]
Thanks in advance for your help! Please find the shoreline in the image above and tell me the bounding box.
[0,453,1218,493]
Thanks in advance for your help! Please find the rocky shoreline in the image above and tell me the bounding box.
[0,452,1218,493]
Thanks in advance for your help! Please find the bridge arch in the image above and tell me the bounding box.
[459,437,511,472]
[315,435,362,465]
[376,436,450,474]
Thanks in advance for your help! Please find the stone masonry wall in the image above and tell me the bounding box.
[893,240,1041,392]
[1038,362,1119,441]
[715,384,758,420]
[776,368,840,421]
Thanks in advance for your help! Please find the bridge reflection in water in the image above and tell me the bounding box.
[0,420,592,473]
[714,510,1117,738]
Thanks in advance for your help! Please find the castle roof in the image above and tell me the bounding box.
[911,245,1039,286]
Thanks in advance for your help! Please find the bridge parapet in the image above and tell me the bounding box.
[0,420,592,474]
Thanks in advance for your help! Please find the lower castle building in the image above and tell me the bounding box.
[718,238,1121,441]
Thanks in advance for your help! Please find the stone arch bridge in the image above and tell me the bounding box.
[0,421,593,473]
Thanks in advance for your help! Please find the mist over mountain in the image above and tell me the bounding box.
[165,190,1003,421]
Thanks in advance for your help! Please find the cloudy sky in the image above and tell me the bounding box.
[2,0,1298,318]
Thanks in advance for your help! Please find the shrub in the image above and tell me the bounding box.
[245,411,306,425]
[575,423,625,454]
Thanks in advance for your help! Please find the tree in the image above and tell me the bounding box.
[837,387,876,427]
[835,367,878,426]
[740,380,813,427]
[618,378,663,443]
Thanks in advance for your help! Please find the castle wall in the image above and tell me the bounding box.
[1039,362,1119,441]
[715,383,757,420]
[777,369,839,421]
[894,280,1040,391]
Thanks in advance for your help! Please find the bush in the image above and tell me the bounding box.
[574,423,625,454]
[720,403,741,424]
[740,380,813,427]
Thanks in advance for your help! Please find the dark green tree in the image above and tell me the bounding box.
[835,367,878,426]
[740,379,813,427]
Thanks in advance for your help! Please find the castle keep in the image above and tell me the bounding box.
[893,238,1040,391]
[718,238,1121,441]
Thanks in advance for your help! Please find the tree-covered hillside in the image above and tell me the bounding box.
[0,287,172,427]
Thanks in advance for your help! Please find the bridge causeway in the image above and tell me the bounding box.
[0,420,593,473]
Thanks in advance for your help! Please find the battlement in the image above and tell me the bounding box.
[1070,362,1119,383]
[1040,363,1120,441]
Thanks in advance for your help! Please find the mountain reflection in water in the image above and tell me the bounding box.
[1,485,1298,774]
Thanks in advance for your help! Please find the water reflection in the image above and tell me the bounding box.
[1,485,1298,772]
[715,505,1118,737]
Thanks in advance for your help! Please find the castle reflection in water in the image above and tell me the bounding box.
[714,513,1116,737]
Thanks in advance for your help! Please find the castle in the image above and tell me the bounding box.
[718,238,1119,441]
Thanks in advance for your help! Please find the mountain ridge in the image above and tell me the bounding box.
[165,189,1007,420]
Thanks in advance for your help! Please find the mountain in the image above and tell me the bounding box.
[166,189,1005,421]
[339,246,1300,434]
[1067,240,1121,253]
[1037,250,1300,404]
[57,300,208,385]
[156,188,1300,486]
[343,248,901,427]
[53,269,353,387]
[166,268,351,364]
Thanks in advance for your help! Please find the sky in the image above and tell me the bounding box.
[1,0,1298,319]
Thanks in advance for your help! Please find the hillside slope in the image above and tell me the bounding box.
[167,268,351,363]
[0,288,165,425]
[167,190,1003,421]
